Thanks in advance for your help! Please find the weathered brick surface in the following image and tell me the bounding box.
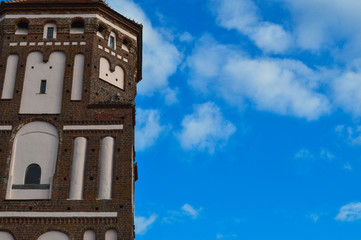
[0,1,142,239]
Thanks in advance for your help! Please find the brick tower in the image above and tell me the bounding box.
[0,0,142,239]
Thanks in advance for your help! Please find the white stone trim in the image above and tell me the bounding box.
[0,212,117,218]
[63,125,123,131]
[0,14,137,40]
[0,126,12,131]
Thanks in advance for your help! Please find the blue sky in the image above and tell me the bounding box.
[109,0,361,239]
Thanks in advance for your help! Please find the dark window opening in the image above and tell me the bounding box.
[98,25,105,35]
[40,80,47,94]
[17,21,28,30]
[16,21,29,34]
[47,27,54,39]
[71,21,84,29]
[109,36,115,49]
[25,164,41,185]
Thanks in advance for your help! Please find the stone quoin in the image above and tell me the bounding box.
[0,0,143,239]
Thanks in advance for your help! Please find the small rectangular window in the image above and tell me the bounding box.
[47,27,54,39]
[109,36,115,49]
[40,80,47,94]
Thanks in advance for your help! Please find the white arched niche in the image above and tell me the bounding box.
[38,231,70,240]
[20,51,66,114]
[99,57,124,90]
[105,229,117,240]
[1,54,19,99]
[0,232,14,240]
[98,137,114,200]
[6,121,59,200]
[83,230,96,240]
[71,54,85,101]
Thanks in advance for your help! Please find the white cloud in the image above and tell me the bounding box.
[320,149,335,160]
[294,149,314,160]
[163,204,203,223]
[216,234,224,239]
[187,36,331,120]
[310,213,319,223]
[178,102,236,153]
[181,203,201,219]
[211,0,292,53]
[135,214,158,235]
[344,163,353,171]
[332,71,361,116]
[335,202,361,222]
[216,233,238,239]
[136,108,166,151]
[335,125,361,145]
[110,0,182,96]
[279,0,361,56]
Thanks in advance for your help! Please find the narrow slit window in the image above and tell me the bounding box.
[25,164,41,185]
[47,27,54,39]
[109,36,115,49]
[40,80,47,94]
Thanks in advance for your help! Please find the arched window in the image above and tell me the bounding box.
[25,164,41,185]
[43,22,57,39]
[15,20,28,35]
[108,31,116,50]
[70,20,84,34]
[6,121,59,200]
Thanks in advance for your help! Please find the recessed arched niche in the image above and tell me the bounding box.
[83,230,96,240]
[38,231,70,240]
[6,121,59,200]
[105,229,117,240]
[20,51,66,114]
[0,232,14,240]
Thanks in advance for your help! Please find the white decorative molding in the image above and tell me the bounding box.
[0,212,117,218]
[0,126,12,131]
[63,125,123,131]
[10,41,86,47]
[0,14,137,40]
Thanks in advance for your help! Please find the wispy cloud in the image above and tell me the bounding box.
[135,214,158,235]
[211,0,292,53]
[181,203,200,219]
[177,102,236,153]
[310,213,319,223]
[163,204,203,223]
[136,108,167,151]
[335,202,361,222]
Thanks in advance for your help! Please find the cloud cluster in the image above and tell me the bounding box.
[335,202,361,222]
[178,102,236,153]
[187,36,331,120]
